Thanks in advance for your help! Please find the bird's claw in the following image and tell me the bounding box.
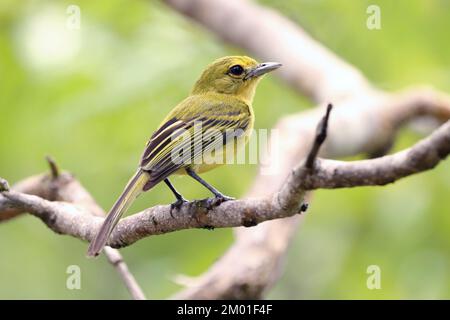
[204,195,234,209]
[170,197,188,212]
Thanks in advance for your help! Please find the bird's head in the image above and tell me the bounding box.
[192,56,281,103]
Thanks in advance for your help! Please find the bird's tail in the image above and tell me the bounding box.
[87,169,149,257]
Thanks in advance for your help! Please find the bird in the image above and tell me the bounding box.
[87,56,281,257]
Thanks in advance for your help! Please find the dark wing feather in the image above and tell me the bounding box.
[139,99,251,190]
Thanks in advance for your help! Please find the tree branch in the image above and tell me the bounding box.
[1,117,449,250]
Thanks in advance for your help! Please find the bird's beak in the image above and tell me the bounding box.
[244,62,282,80]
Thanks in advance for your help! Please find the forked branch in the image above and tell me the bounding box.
[1,111,449,250]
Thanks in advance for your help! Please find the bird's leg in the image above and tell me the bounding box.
[164,178,188,210]
[185,167,234,207]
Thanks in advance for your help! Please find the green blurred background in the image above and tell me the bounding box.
[1,0,449,299]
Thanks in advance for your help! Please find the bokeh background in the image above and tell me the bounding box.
[1,0,450,299]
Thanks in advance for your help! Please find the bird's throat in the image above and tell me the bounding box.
[237,79,260,105]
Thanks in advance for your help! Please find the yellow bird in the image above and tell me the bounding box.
[87,56,281,257]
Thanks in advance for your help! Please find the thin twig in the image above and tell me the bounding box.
[305,103,333,168]
[46,155,60,179]
[103,247,146,300]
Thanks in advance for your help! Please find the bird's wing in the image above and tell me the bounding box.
[139,97,250,188]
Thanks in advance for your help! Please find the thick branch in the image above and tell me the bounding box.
[1,119,448,250]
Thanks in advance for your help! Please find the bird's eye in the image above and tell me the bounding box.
[229,65,244,76]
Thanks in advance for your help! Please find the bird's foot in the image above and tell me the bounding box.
[170,197,188,212]
[204,194,234,210]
